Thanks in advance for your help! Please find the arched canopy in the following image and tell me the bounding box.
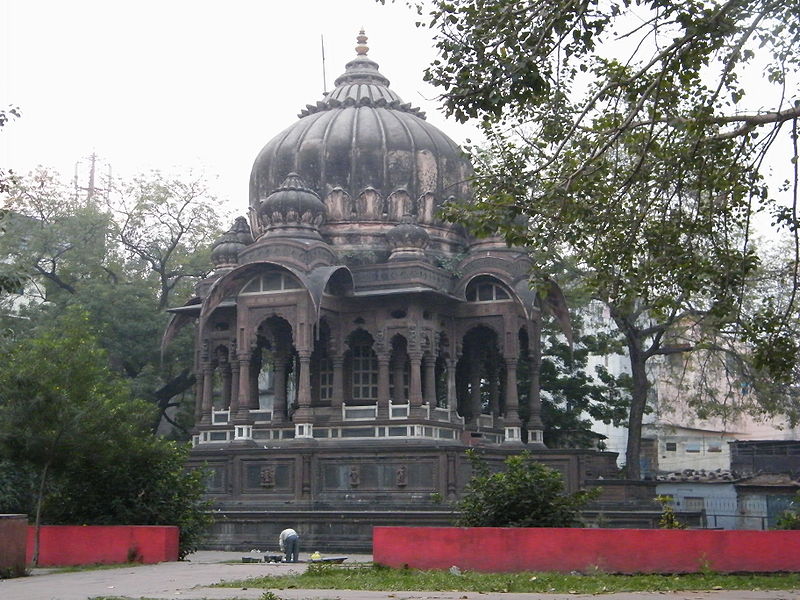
[200,261,353,326]
[458,271,540,321]
[161,296,202,357]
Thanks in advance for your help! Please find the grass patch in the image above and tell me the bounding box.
[46,562,145,574]
[214,562,800,594]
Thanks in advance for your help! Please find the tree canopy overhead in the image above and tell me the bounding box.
[1,167,227,435]
[386,0,800,477]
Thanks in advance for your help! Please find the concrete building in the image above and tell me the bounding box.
[583,301,799,476]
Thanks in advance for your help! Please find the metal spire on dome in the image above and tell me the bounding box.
[296,31,427,119]
[355,28,369,56]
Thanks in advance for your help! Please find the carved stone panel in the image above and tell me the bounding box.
[321,460,436,492]
[243,462,293,492]
[201,463,228,494]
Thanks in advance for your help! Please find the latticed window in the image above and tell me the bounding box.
[466,278,510,302]
[352,344,378,400]
[241,272,302,294]
[318,356,333,400]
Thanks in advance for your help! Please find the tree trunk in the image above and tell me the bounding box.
[624,340,650,480]
[32,459,51,567]
[151,369,196,433]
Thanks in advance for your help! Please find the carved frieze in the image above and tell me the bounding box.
[351,264,453,292]
[239,242,337,272]
[259,465,276,488]
[349,465,361,487]
[395,464,408,487]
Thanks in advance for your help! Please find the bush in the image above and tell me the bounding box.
[655,495,686,529]
[0,309,212,559]
[455,449,599,527]
[775,492,800,530]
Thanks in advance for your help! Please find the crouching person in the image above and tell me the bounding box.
[279,527,300,563]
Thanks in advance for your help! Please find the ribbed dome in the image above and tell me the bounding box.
[249,32,472,217]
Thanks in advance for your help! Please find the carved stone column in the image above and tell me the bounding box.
[294,351,312,421]
[194,369,204,424]
[229,360,240,415]
[503,356,523,443]
[469,351,482,427]
[235,354,252,421]
[409,352,423,408]
[488,365,500,418]
[503,357,520,424]
[423,354,436,406]
[272,356,288,423]
[331,355,344,410]
[221,364,232,410]
[392,355,405,404]
[446,358,457,413]
[249,355,260,410]
[200,363,213,424]
[527,316,546,447]
[377,353,391,418]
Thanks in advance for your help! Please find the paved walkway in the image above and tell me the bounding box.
[0,551,798,600]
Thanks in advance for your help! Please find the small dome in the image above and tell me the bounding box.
[211,219,249,268]
[386,214,430,262]
[257,172,326,239]
[231,216,253,245]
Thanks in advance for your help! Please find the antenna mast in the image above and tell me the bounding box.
[321,34,328,95]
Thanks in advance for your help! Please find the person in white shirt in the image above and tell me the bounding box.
[279,527,300,562]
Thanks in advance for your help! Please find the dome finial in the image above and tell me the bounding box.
[355,29,369,56]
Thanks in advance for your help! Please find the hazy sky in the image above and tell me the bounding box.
[3,0,796,228]
[2,0,476,217]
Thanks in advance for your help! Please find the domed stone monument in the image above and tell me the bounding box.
[170,32,618,550]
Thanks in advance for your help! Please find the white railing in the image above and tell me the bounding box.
[211,409,230,425]
[199,429,231,443]
[249,409,272,423]
[431,406,452,422]
[342,403,378,421]
[477,414,494,429]
[389,402,409,419]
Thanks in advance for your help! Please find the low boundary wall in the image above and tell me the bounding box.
[27,525,179,566]
[0,515,27,576]
[373,526,800,573]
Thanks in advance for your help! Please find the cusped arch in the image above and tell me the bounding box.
[161,296,202,356]
[201,262,353,329]
[455,272,541,322]
[455,271,513,300]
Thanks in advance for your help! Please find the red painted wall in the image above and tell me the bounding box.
[373,526,800,573]
[0,515,27,575]
[26,525,179,566]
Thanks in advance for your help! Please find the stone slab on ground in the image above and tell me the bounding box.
[0,551,797,600]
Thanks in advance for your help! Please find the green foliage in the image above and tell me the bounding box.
[400,0,800,478]
[775,492,800,530]
[535,328,630,449]
[0,105,21,195]
[455,450,600,527]
[1,168,226,436]
[656,496,687,530]
[0,309,212,559]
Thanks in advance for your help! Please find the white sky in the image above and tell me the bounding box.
[2,0,796,231]
[1,0,478,217]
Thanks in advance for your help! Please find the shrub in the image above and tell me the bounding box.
[455,449,599,527]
